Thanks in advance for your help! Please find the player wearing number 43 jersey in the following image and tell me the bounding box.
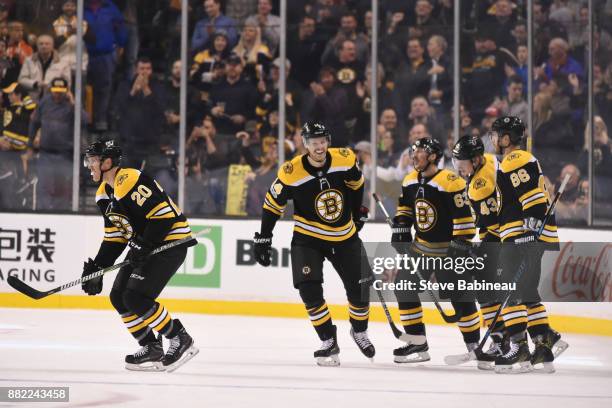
[253,121,375,366]
[82,139,198,373]
[391,137,481,363]
[489,116,567,373]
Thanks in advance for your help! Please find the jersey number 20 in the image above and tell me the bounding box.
[131,185,152,206]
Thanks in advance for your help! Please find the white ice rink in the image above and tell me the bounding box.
[1,308,611,408]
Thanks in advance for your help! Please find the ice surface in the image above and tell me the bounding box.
[1,308,611,407]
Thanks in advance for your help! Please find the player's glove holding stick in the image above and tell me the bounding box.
[127,236,154,269]
[81,258,103,295]
[353,205,369,232]
[253,232,273,266]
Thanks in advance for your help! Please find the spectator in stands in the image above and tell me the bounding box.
[6,21,32,65]
[163,60,200,149]
[425,34,451,114]
[232,20,271,84]
[84,0,127,132]
[187,114,229,171]
[190,30,230,91]
[0,38,16,89]
[579,116,612,179]
[393,38,429,121]
[53,0,89,77]
[321,12,369,66]
[555,163,588,223]
[533,1,568,65]
[209,53,257,134]
[408,123,430,146]
[305,66,349,147]
[491,74,528,124]
[483,0,518,50]
[405,96,445,146]
[18,35,70,102]
[379,108,403,145]
[538,37,584,83]
[245,0,281,55]
[245,138,279,216]
[463,31,506,124]
[29,77,86,211]
[410,0,443,41]
[192,0,238,53]
[511,20,528,48]
[114,56,165,169]
[309,0,347,42]
[287,15,324,88]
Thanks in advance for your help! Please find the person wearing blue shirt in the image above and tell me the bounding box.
[191,0,238,53]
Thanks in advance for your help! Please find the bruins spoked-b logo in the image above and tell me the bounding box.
[414,199,437,231]
[315,189,343,222]
[107,212,134,240]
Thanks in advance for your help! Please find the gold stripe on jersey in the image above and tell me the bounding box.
[348,303,370,321]
[146,202,175,219]
[527,303,550,328]
[500,150,536,173]
[263,192,285,215]
[103,226,127,243]
[413,237,449,256]
[329,147,357,170]
[277,157,313,186]
[345,175,365,190]
[401,171,419,187]
[458,311,481,333]
[95,182,109,202]
[113,168,141,200]
[293,216,356,242]
[3,130,29,149]
[395,205,413,218]
[499,220,524,240]
[452,216,477,237]
[431,169,466,193]
[501,304,528,327]
[519,187,548,211]
[164,221,193,241]
[122,313,139,323]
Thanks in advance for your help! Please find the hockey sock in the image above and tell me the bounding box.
[454,302,480,344]
[121,312,157,345]
[398,302,425,335]
[142,302,177,338]
[501,304,528,337]
[526,303,550,337]
[481,303,503,328]
[348,302,369,332]
[306,301,334,340]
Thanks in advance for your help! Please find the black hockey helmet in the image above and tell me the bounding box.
[301,121,331,143]
[452,135,485,160]
[412,137,443,163]
[491,115,525,145]
[84,139,122,167]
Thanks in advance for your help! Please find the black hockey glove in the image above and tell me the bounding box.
[127,236,153,269]
[391,217,412,254]
[353,206,369,232]
[82,258,103,296]
[253,232,272,267]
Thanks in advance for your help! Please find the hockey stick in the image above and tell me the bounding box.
[7,236,195,300]
[373,193,462,324]
[444,173,571,365]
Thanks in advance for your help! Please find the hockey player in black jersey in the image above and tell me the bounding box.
[452,135,508,370]
[488,116,568,373]
[82,140,198,372]
[253,121,374,366]
[391,138,480,363]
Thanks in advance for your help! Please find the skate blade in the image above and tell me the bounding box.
[532,362,555,374]
[553,340,569,358]
[494,361,533,374]
[477,361,495,371]
[394,351,431,364]
[399,333,427,345]
[316,354,340,367]
[125,361,165,372]
[165,346,199,373]
[444,351,475,366]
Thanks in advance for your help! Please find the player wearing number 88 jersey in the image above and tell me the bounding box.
[82,139,198,372]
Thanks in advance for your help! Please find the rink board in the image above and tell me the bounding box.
[0,213,611,335]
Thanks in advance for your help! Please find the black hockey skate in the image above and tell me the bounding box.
[162,320,199,373]
[531,335,555,373]
[474,333,508,371]
[350,328,375,361]
[543,328,568,358]
[315,325,340,366]
[125,338,165,372]
[494,336,533,374]
[393,340,430,363]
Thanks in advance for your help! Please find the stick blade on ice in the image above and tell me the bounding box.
[7,275,48,300]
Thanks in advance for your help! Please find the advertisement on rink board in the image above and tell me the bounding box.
[0,213,611,311]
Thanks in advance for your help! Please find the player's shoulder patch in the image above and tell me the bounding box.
[402,170,419,187]
[95,182,109,203]
[500,149,535,173]
[113,168,141,200]
[469,154,497,201]
[329,147,356,169]
[434,169,466,192]
[277,155,310,186]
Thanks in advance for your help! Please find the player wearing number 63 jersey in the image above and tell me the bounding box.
[82,139,198,373]
[391,137,480,363]
[488,116,566,373]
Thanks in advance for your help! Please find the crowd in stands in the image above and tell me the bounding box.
[0,0,610,224]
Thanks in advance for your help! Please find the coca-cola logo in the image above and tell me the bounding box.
[551,243,611,301]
